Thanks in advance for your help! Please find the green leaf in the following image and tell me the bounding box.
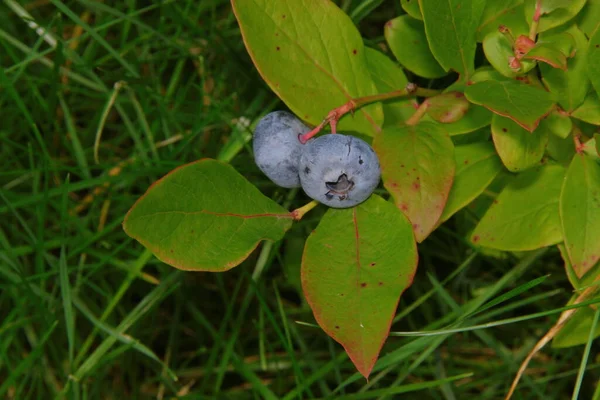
[419,0,486,79]
[553,294,600,348]
[464,79,556,131]
[546,131,576,165]
[588,27,600,97]
[435,105,493,136]
[471,164,565,250]
[572,92,600,125]
[365,47,417,126]
[558,243,600,291]
[540,26,589,112]
[482,30,521,78]
[123,159,294,271]
[577,0,600,38]
[524,0,586,33]
[560,154,600,278]
[374,123,455,242]
[385,15,446,79]
[302,195,418,379]
[440,141,503,222]
[491,114,549,172]
[542,110,572,139]
[426,92,470,123]
[477,1,528,42]
[231,0,383,136]
[523,43,567,70]
[401,0,422,20]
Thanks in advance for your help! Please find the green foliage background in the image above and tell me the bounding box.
[1,0,600,398]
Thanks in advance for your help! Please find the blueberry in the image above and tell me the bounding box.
[253,111,309,188]
[299,134,380,208]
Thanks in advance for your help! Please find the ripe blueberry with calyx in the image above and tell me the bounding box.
[299,133,380,208]
[253,111,309,188]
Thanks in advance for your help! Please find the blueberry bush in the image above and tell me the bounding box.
[124,0,600,391]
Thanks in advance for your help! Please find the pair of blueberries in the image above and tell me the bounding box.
[253,111,381,208]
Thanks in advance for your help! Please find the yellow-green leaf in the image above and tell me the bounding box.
[123,159,294,271]
[302,195,418,379]
[232,0,383,136]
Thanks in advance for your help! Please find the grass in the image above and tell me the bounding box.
[1,0,599,399]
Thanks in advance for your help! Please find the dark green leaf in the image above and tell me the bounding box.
[465,79,556,131]
[440,141,503,222]
[477,1,528,42]
[560,153,600,277]
[420,0,486,79]
[546,132,576,165]
[365,47,417,126]
[385,15,446,78]
[540,26,589,112]
[471,164,565,250]
[374,123,455,242]
[232,0,383,136]
[123,159,294,271]
[302,195,418,378]
[491,114,549,172]
[577,0,600,38]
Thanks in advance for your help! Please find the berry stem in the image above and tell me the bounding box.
[529,0,542,41]
[291,200,319,220]
[298,83,441,143]
[406,101,429,126]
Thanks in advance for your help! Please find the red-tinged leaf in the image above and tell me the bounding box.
[464,79,556,131]
[560,154,600,277]
[523,44,568,70]
[471,164,565,251]
[440,141,503,222]
[491,114,549,172]
[419,0,486,79]
[373,123,455,242]
[482,30,536,78]
[426,92,470,124]
[365,47,418,126]
[302,195,418,379]
[385,15,446,79]
[123,159,294,271]
[477,1,528,42]
[588,27,600,98]
[231,0,383,136]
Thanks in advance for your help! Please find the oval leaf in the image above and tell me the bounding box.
[524,0,586,33]
[231,0,382,136]
[588,26,600,97]
[471,164,565,250]
[302,195,418,379]
[491,114,549,172]
[477,1,528,42]
[402,0,422,19]
[384,15,446,79]
[373,122,455,242]
[419,0,486,79]
[365,47,417,126]
[123,159,294,271]
[560,153,600,278]
[440,141,503,222]
[540,26,589,112]
[465,79,556,131]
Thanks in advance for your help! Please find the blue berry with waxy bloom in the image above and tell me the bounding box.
[299,133,380,208]
[253,111,310,188]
